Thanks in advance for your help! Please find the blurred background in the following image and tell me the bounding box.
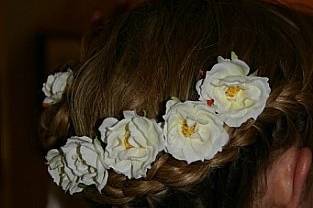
[0,0,312,208]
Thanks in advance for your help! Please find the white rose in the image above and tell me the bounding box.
[163,99,229,164]
[196,52,271,127]
[46,136,108,194]
[42,70,73,104]
[99,111,164,179]
[46,149,80,194]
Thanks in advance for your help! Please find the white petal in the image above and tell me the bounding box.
[46,149,60,161]
[69,136,93,144]
[80,146,98,168]
[96,169,108,193]
[98,117,118,141]
[195,79,204,100]
[68,185,83,195]
[217,56,226,63]
[48,167,62,185]
[231,51,238,60]
[165,98,179,115]
[123,111,137,119]
[52,75,67,95]
[43,97,55,104]
[114,160,132,178]
[182,140,204,164]
[60,177,72,192]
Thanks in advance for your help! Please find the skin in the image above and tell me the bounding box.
[259,147,312,208]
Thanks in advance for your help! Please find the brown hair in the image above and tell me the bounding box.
[40,0,313,207]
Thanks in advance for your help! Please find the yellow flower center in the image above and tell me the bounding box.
[122,125,134,150]
[181,119,197,137]
[225,86,241,98]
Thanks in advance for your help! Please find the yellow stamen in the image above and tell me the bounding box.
[181,119,197,137]
[122,125,134,150]
[225,86,241,98]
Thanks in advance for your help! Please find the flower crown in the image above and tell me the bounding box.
[43,52,271,194]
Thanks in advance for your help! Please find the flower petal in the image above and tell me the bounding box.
[42,69,73,104]
[98,117,119,143]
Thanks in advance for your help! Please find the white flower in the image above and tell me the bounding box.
[99,111,164,179]
[46,149,79,194]
[196,52,271,127]
[163,99,229,164]
[46,136,108,194]
[42,70,73,104]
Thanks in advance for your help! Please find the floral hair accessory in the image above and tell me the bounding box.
[99,111,164,179]
[163,98,229,164]
[46,136,108,194]
[196,52,271,127]
[42,69,73,104]
[44,52,271,194]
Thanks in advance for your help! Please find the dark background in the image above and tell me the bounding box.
[0,0,312,208]
[0,1,143,207]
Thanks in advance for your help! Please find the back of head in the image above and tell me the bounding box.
[41,0,313,207]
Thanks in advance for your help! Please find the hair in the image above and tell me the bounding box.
[40,0,313,207]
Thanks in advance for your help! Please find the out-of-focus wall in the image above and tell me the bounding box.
[0,1,127,207]
[1,0,10,205]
